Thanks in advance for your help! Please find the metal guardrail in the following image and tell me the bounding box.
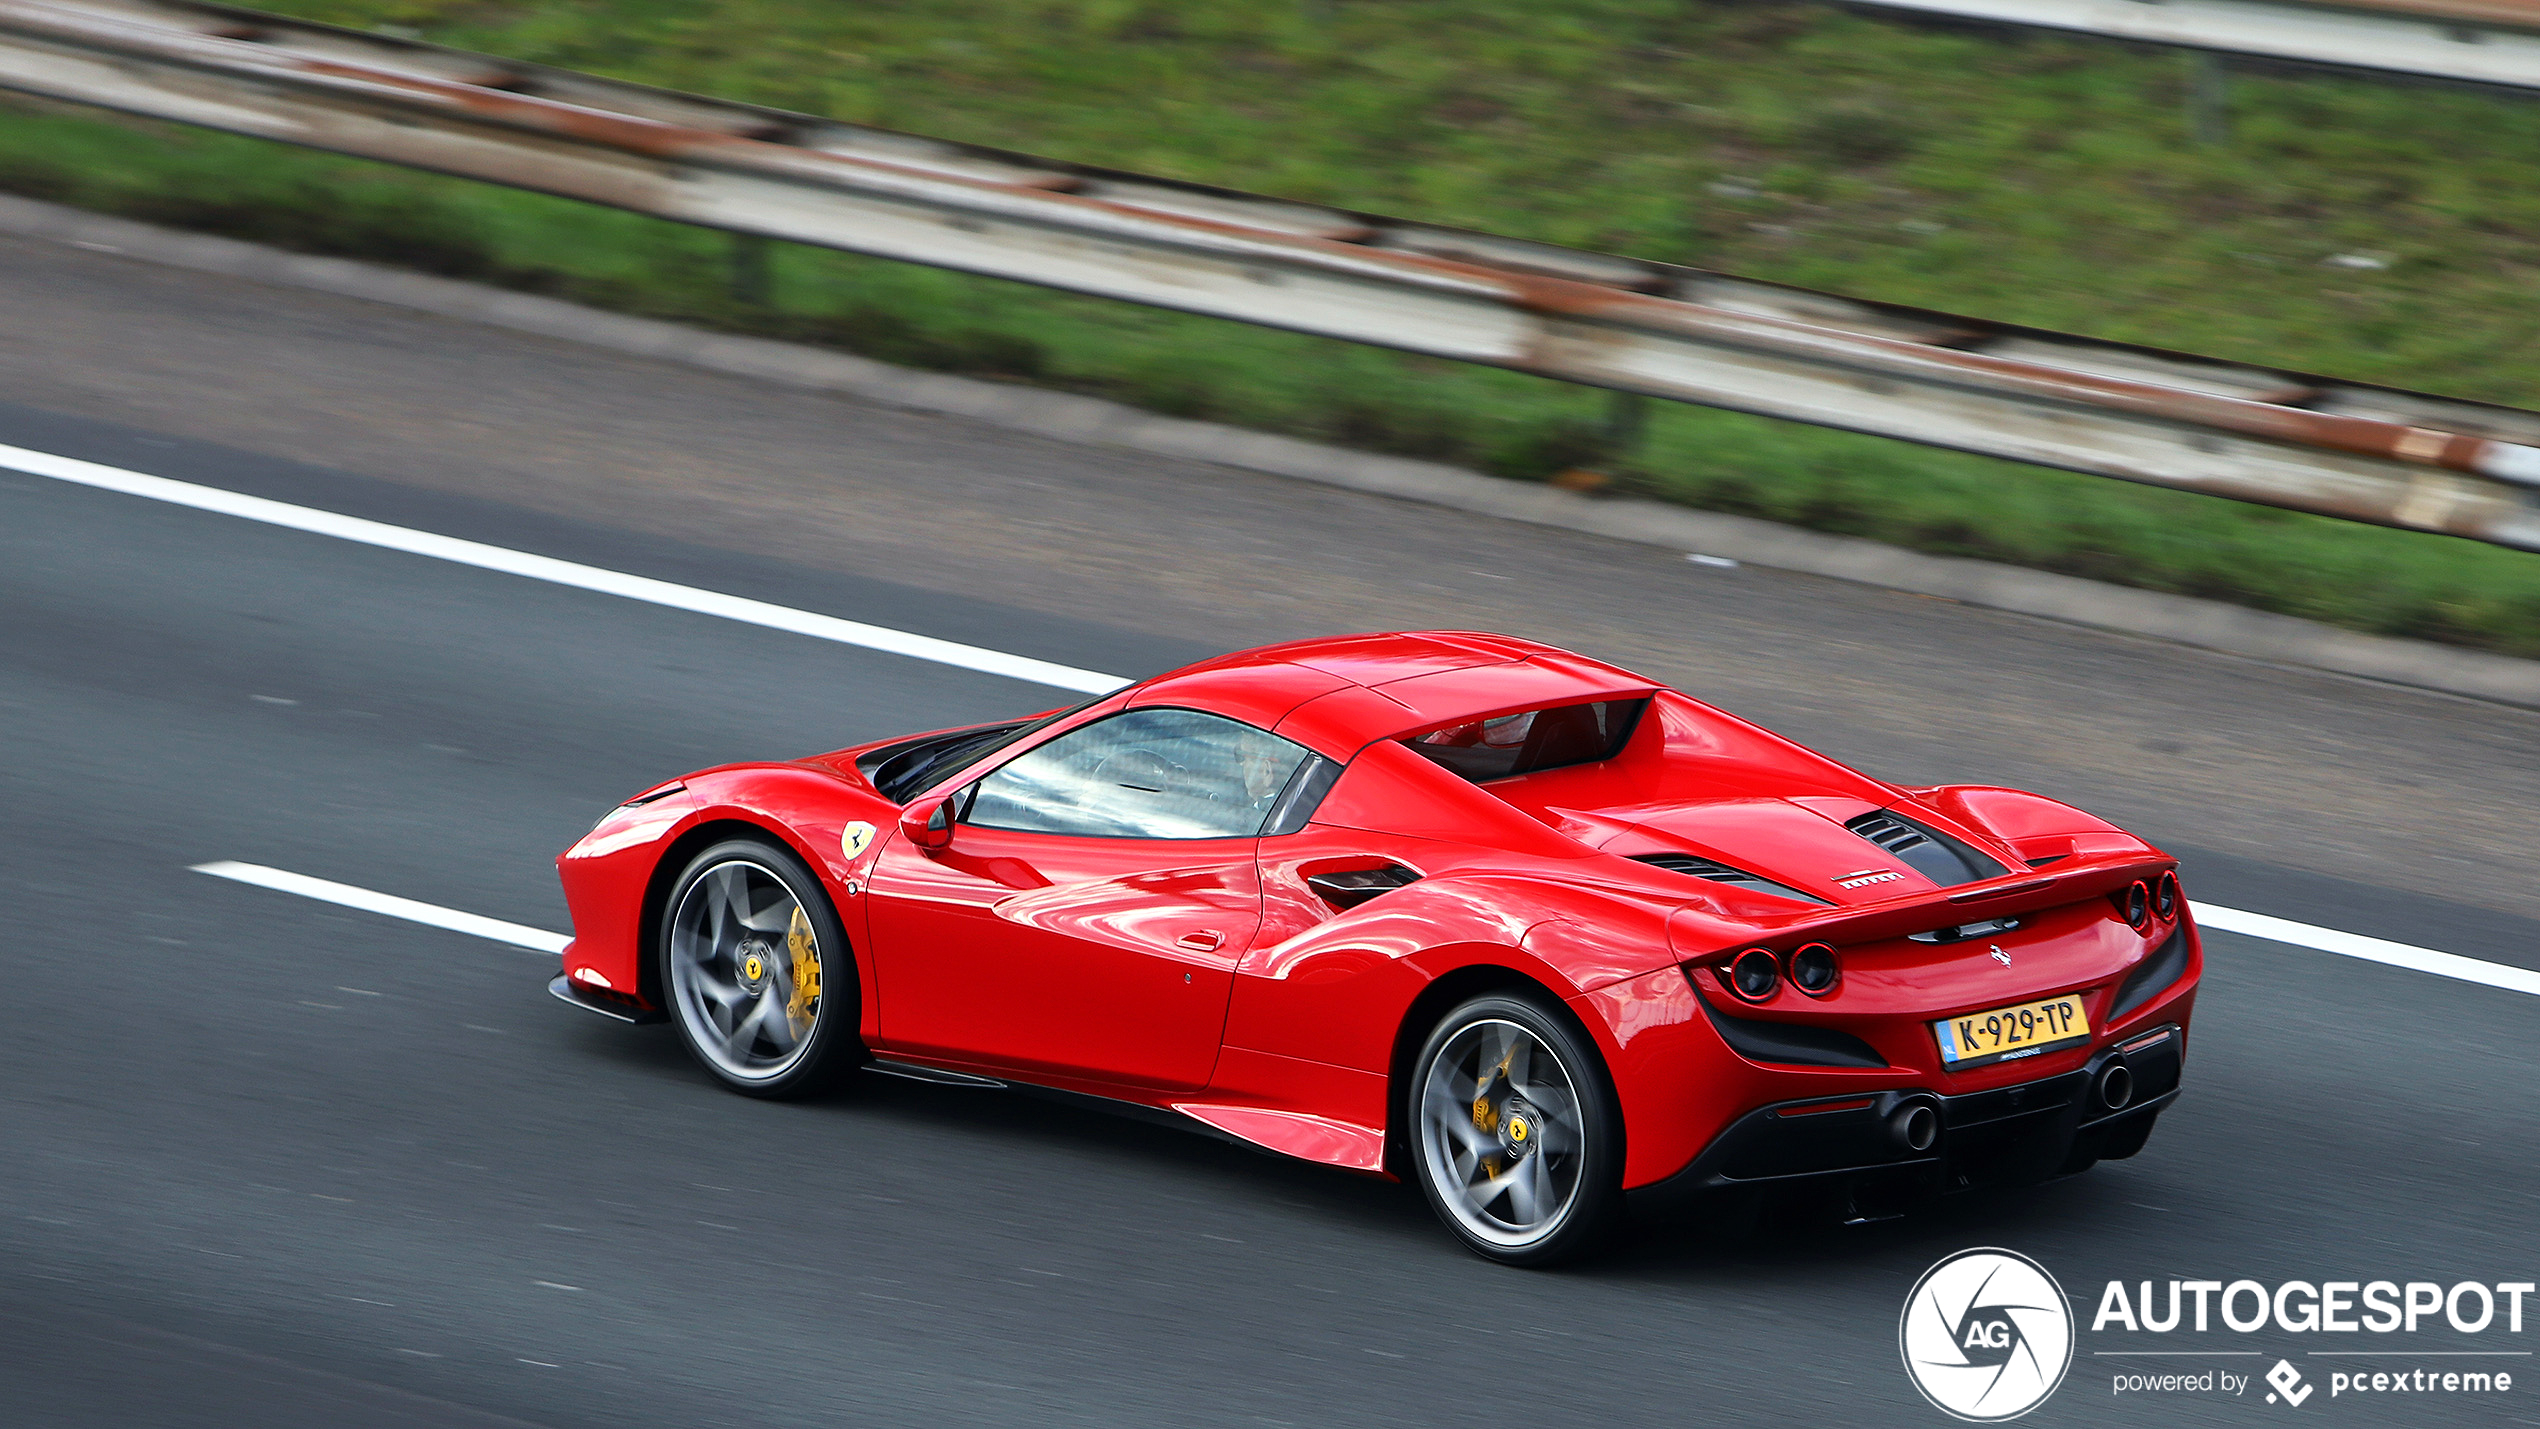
[1845,0,2540,90]
[1,0,2537,551]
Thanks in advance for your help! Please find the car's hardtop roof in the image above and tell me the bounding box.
[1125,631,1661,758]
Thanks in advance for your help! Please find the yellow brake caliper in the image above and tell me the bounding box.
[1473,1043,1515,1178]
[783,905,821,1037]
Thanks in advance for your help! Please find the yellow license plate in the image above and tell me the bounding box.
[1933,995,2090,1069]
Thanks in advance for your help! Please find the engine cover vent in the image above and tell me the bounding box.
[1632,853,1828,904]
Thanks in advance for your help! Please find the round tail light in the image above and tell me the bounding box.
[2154,870,2180,920]
[1789,942,1840,995]
[1728,947,1780,1002]
[2120,880,2152,931]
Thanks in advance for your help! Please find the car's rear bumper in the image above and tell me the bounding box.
[1625,1022,2183,1219]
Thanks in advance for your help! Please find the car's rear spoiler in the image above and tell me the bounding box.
[1668,849,2178,958]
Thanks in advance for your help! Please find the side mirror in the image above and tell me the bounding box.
[899,795,954,852]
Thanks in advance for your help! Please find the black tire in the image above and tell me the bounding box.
[1405,992,1625,1267]
[657,836,861,1098]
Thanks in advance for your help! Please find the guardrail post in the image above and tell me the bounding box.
[2190,50,2231,145]
[729,232,773,308]
[1604,390,1649,459]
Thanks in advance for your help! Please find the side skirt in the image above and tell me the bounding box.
[854,1057,1389,1173]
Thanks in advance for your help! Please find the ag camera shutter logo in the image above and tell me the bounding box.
[1901,1248,2076,1421]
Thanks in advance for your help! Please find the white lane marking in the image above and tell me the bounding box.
[192,861,568,955]
[1,441,1127,696]
[2192,901,2540,997]
[28,447,2521,999]
[195,860,2540,1004]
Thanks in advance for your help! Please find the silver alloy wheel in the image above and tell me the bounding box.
[1416,1016,1586,1250]
[667,858,824,1082]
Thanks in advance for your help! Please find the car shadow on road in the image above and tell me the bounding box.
[1615,1170,2130,1285]
[550,1014,2154,1284]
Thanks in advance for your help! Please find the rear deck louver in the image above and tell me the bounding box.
[1848,811,1931,857]
[1632,853,1828,905]
[1842,810,2009,888]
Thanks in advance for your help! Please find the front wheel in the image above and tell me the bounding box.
[660,837,860,1098]
[1408,993,1623,1267]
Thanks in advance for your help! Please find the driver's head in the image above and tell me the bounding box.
[1239,748,1287,800]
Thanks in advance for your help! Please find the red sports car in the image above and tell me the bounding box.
[551,632,2197,1264]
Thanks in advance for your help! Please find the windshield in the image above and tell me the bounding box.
[861,692,1109,803]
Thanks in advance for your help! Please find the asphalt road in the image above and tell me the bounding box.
[2,234,2536,1427]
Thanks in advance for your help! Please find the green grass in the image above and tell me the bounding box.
[7,0,2540,655]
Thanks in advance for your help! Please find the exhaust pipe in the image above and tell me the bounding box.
[1889,1102,1939,1153]
[2098,1062,2134,1111]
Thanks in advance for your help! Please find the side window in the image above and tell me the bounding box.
[965,707,1315,840]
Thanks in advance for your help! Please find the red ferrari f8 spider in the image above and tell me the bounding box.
[552,632,2197,1263]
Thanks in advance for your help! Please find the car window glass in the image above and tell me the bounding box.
[966,707,1314,839]
[857,690,1113,804]
[1403,698,1644,782]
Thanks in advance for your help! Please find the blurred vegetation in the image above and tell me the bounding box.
[6,0,2540,655]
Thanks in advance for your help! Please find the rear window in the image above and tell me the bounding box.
[1401,698,1644,782]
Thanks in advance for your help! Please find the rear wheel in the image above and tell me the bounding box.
[1408,993,1623,1267]
[660,837,859,1098]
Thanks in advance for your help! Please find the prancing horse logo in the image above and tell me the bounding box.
[1991,945,2013,967]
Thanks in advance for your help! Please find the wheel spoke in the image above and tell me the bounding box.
[761,968,800,1049]
[737,885,795,934]
[761,1009,798,1052]
[723,994,777,1060]
[1422,1077,1489,1158]
[1514,1079,1577,1133]
[699,991,739,1041]
[1503,1152,1544,1225]
[1529,1115,1573,1158]
[1468,1161,1521,1216]
[692,965,746,1015]
[704,866,747,941]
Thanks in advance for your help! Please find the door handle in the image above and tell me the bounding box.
[1176,929,1224,951]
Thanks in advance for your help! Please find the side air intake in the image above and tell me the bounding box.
[1843,810,2008,888]
[1632,853,1829,905]
[1305,865,1421,909]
